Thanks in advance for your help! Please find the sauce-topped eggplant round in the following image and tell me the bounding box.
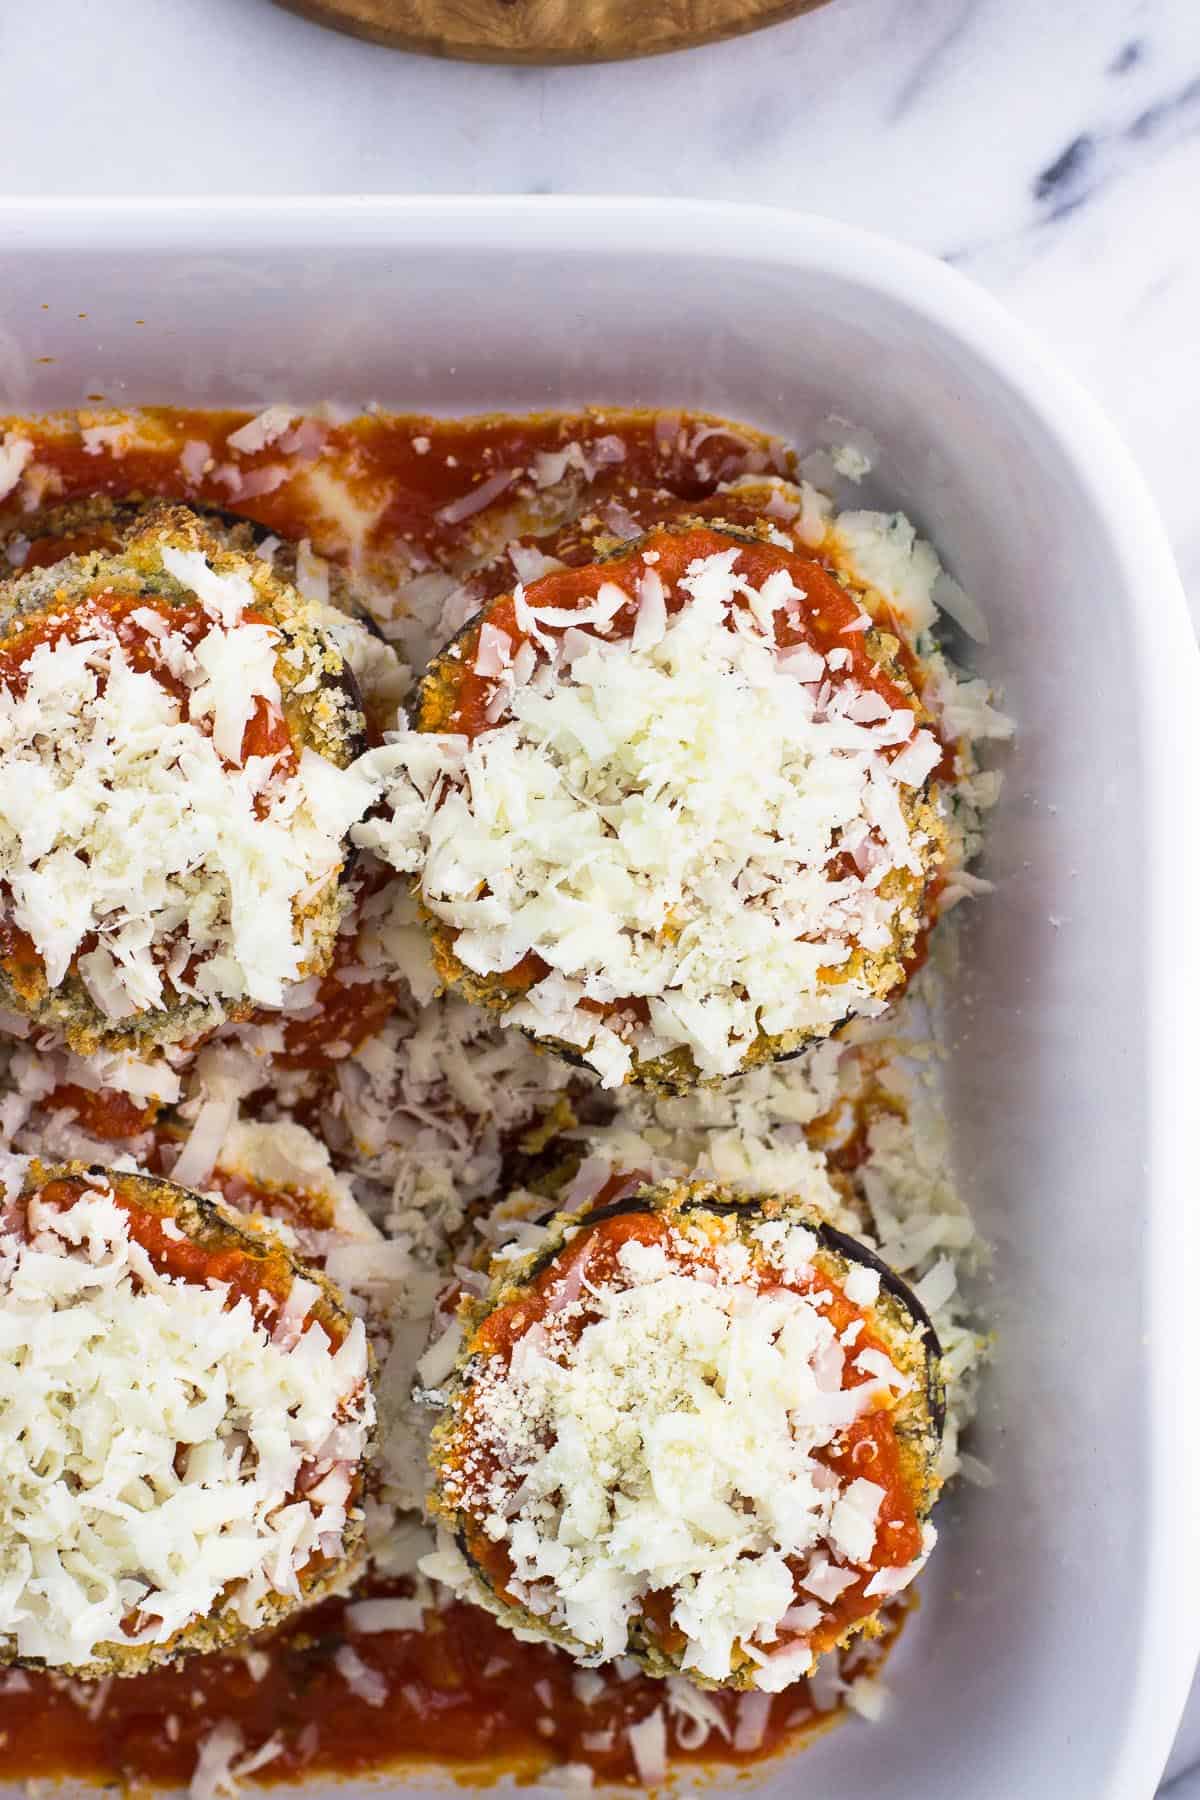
[0,1159,375,1678]
[366,518,948,1091]
[424,1178,944,1690]
[0,505,373,1055]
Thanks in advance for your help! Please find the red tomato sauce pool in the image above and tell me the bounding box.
[0,1574,908,1787]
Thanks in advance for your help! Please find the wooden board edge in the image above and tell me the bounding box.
[271,0,832,66]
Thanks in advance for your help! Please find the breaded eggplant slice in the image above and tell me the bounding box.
[424,1177,943,1690]
[0,503,371,1055]
[0,493,409,738]
[0,494,265,573]
[0,493,357,617]
[0,1159,375,1679]
[404,520,947,1093]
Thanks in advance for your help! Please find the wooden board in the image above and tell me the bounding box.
[273,0,832,64]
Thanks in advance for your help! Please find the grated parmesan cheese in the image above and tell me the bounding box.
[334,1644,388,1706]
[190,1721,246,1800]
[345,1596,423,1634]
[226,409,299,456]
[430,1209,933,1687]
[0,435,33,506]
[626,1709,667,1785]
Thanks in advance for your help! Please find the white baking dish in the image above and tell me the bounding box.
[0,196,1196,1800]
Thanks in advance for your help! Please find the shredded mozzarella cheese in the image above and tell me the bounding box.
[0,1182,372,1667]
[0,593,373,1022]
[360,547,940,1085]
[432,1215,930,1687]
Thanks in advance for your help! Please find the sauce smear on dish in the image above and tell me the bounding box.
[0,1583,908,1785]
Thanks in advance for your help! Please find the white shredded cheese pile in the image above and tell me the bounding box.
[0,570,374,1020]
[360,547,943,1086]
[0,1179,372,1667]
[429,1216,933,1690]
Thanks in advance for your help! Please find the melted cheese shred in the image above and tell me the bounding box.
[0,1179,372,1669]
[360,547,943,1085]
[431,1215,933,1689]
[0,564,373,1023]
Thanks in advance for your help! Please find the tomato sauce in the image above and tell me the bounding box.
[0,408,759,564]
[0,1574,907,1789]
[0,407,925,1792]
[274,970,398,1072]
[42,1082,158,1140]
[19,524,127,568]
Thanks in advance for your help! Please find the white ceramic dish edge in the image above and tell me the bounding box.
[0,196,1195,1800]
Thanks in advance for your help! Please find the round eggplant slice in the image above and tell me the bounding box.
[405,519,947,1093]
[0,494,408,734]
[0,1158,374,1679]
[425,1177,943,1690]
[1,494,356,618]
[0,503,372,1056]
[0,496,408,720]
[0,494,271,574]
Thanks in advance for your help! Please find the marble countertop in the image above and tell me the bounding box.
[2,0,1198,1786]
[1,0,1196,610]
